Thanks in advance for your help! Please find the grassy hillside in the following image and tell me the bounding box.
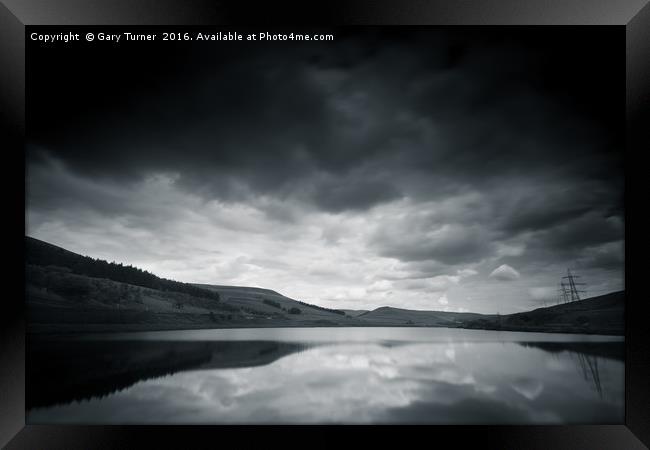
[195,284,351,323]
[26,236,220,301]
[25,237,357,333]
[464,291,624,335]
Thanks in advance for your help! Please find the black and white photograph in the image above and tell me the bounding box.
[25,27,625,424]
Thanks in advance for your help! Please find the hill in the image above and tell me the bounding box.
[194,283,351,323]
[463,291,624,335]
[26,236,220,302]
[356,306,492,327]
[353,293,624,335]
[25,236,357,333]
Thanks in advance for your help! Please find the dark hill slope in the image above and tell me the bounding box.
[464,291,624,335]
[26,236,220,301]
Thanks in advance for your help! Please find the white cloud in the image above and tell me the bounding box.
[489,264,520,281]
[457,268,478,278]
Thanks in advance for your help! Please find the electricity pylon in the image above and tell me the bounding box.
[561,268,586,302]
[558,282,570,304]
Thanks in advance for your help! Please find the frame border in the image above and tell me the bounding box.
[2,1,648,448]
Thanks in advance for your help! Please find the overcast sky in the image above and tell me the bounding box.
[26,28,624,314]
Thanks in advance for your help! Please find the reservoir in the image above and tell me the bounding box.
[27,327,624,424]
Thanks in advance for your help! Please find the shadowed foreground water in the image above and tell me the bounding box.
[27,327,624,424]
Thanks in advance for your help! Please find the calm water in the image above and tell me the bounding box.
[27,327,624,424]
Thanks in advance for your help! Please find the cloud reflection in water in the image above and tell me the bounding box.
[28,338,624,424]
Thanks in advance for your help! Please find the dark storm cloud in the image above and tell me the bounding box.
[575,241,624,271]
[536,213,623,253]
[308,176,401,212]
[498,210,624,270]
[371,223,493,266]
[28,28,622,214]
[493,174,624,234]
[27,153,138,217]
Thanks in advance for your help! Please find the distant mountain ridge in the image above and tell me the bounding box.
[357,306,492,327]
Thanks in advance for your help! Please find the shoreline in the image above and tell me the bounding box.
[27,322,625,338]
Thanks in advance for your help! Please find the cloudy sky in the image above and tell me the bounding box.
[26,28,624,314]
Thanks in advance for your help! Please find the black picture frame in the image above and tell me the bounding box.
[2,1,648,448]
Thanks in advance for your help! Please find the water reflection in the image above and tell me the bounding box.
[27,329,624,424]
[516,341,624,401]
[27,339,310,409]
[573,352,603,398]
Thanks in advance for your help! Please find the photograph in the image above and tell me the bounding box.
[24,26,626,425]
